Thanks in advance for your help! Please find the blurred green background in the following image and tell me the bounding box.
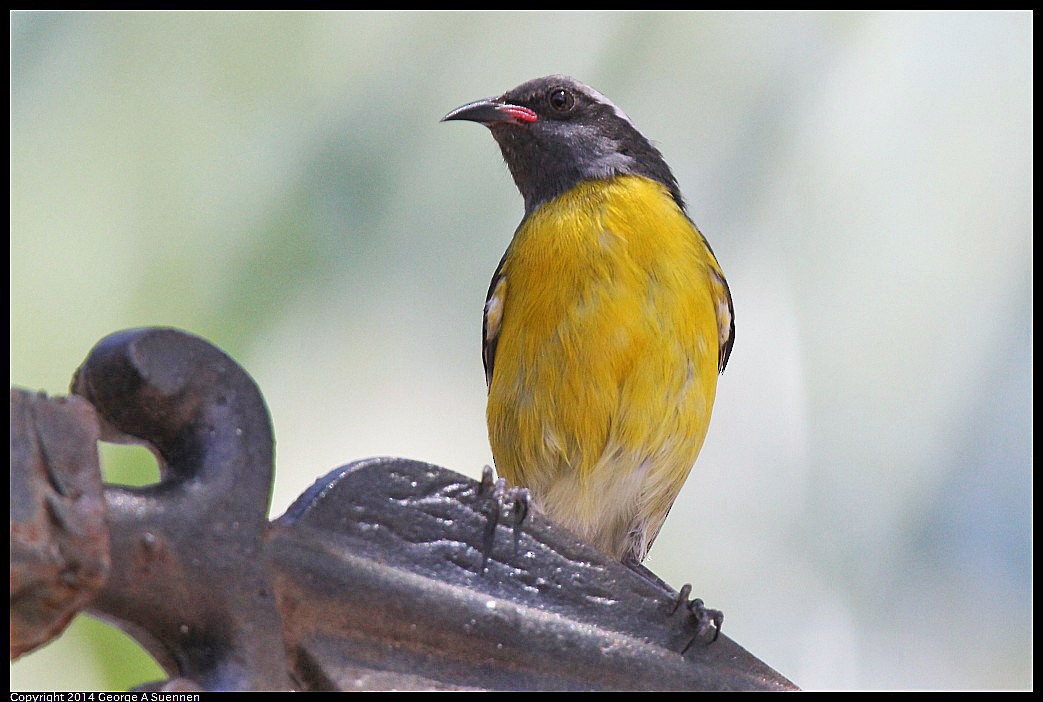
[10,10,1031,691]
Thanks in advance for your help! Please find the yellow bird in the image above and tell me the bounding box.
[444,76,733,566]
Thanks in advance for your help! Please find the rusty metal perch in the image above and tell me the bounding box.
[10,327,797,691]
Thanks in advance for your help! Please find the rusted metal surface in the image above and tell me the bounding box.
[10,327,798,691]
[70,328,293,691]
[273,459,795,691]
[10,389,109,659]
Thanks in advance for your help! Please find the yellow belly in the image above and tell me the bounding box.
[486,175,725,562]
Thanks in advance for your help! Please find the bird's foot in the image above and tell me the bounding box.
[676,587,724,652]
[475,466,530,572]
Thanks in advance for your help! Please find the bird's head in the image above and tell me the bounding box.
[443,75,684,215]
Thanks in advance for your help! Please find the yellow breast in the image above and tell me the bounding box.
[485,175,728,562]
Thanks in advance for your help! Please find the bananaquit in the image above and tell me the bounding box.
[443,75,734,566]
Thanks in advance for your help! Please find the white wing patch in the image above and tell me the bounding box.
[483,276,507,386]
[485,284,504,344]
[709,267,734,372]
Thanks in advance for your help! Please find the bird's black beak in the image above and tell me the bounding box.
[442,98,538,126]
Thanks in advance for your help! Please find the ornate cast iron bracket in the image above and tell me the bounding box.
[10,327,797,691]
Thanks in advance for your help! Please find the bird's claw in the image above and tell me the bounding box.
[689,598,724,645]
[673,583,724,652]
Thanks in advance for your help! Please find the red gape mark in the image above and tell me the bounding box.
[503,105,538,123]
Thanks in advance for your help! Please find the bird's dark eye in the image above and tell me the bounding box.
[548,87,575,113]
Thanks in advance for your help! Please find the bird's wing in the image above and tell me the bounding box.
[482,254,509,388]
[689,220,734,375]
[709,265,734,374]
